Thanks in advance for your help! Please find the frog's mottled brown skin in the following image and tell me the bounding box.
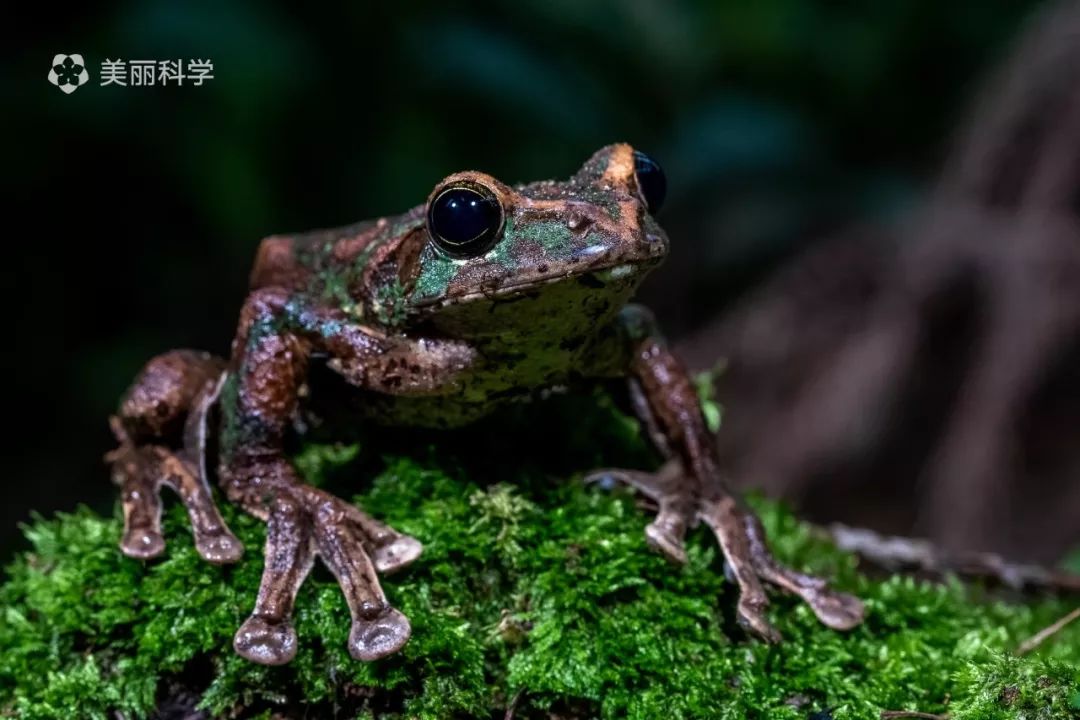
[110,144,864,666]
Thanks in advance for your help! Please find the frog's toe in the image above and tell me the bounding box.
[112,443,240,566]
[584,460,681,503]
[196,531,244,564]
[121,526,166,560]
[736,597,783,644]
[586,462,692,564]
[806,590,865,630]
[747,538,866,630]
[230,484,418,665]
[700,496,866,639]
[372,535,423,573]
[308,489,414,660]
[117,462,167,560]
[234,615,299,666]
[645,519,688,564]
[348,607,412,661]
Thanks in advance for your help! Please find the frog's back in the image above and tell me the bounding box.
[248,210,424,293]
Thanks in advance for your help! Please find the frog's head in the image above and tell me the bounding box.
[399,143,669,340]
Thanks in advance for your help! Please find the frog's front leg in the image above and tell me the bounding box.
[218,288,472,665]
[590,305,865,642]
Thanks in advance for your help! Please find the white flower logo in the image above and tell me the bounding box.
[48,54,90,94]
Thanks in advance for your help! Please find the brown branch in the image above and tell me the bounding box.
[827,523,1080,592]
[880,711,949,720]
[1016,606,1080,655]
[503,689,524,720]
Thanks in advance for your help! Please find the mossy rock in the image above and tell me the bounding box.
[1,390,1078,719]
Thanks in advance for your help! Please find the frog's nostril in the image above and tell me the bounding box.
[565,212,593,233]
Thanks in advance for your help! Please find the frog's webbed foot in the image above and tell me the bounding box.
[231,476,421,665]
[108,419,243,564]
[588,461,865,642]
[699,494,865,641]
[586,460,691,564]
[727,505,865,631]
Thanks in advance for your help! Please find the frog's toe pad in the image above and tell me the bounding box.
[121,528,166,560]
[807,590,866,631]
[373,536,423,573]
[349,608,412,661]
[234,615,298,666]
[196,532,244,564]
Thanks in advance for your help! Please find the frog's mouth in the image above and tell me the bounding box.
[434,258,657,307]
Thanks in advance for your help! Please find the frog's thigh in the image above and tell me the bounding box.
[116,349,225,442]
[110,350,241,563]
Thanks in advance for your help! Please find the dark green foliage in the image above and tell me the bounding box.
[2,392,1078,719]
[11,0,1050,568]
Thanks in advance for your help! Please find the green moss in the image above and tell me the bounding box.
[1,392,1077,719]
[951,653,1079,719]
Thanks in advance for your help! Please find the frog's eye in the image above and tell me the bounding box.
[427,183,503,258]
[632,150,667,214]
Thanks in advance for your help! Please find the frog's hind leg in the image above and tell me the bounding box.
[588,304,865,642]
[108,350,242,564]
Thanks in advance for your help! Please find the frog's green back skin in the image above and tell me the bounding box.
[108,143,866,669]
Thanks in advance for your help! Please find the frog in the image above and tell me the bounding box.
[107,143,864,666]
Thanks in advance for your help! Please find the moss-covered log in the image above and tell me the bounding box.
[1,392,1077,719]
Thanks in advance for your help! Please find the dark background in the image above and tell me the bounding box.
[4,0,1050,560]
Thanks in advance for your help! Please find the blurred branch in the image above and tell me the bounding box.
[684,0,1080,562]
[1016,607,1080,655]
[828,524,1080,592]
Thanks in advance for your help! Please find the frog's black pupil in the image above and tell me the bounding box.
[633,150,667,214]
[428,186,501,257]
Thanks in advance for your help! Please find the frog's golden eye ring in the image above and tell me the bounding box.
[633,150,667,214]
[426,182,503,259]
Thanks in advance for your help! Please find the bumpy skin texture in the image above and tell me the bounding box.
[109,144,864,666]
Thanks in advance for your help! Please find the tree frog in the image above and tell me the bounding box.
[108,144,864,666]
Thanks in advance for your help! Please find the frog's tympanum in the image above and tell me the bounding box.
[109,144,865,665]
